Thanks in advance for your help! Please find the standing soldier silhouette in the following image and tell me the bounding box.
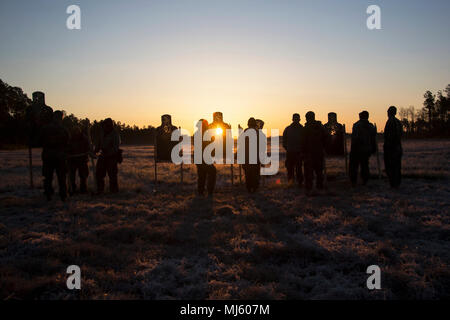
[196,119,217,196]
[242,118,260,193]
[67,126,90,194]
[95,118,121,194]
[283,113,304,187]
[39,110,69,201]
[349,111,377,186]
[256,119,266,185]
[383,106,403,188]
[256,119,265,131]
[324,112,345,156]
[301,111,327,195]
[25,92,54,188]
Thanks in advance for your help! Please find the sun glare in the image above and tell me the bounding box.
[215,127,223,135]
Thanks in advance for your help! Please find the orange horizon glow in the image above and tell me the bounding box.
[38,83,429,135]
[2,1,448,135]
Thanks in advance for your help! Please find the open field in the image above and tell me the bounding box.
[0,139,449,299]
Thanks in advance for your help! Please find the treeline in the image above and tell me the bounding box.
[398,84,450,138]
[1,79,449,148]
[0,79,31,148]
[0,79,157,148]
[60,117,157,145]
[114,123,156,145]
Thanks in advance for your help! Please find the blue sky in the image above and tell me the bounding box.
[1,0,449,131]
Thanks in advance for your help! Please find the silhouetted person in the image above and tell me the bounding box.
[156,114,178,161]
[301,111,327,194]
[95,118,120,193]
[255,119,264,131]
[243,117,260,193]
[384,106,403,188]
[349,111,377,186]
[39,110,69,201]
[196,119,217,196]
[324,112,345,156]
[67,126,90,194]
[256,119,266,185]
[283,113,304,186]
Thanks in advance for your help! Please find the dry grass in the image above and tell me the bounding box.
[0,139,449,299]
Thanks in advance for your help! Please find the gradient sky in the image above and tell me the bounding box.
[1,0,449,134]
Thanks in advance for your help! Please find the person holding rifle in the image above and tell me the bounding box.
[67,126,90,194]
[383,106,403,188]
[301,111,327,195]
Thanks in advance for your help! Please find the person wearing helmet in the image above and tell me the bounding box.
[67,126,90,194]
[95,118,121,194]
[301,111,327,195]
[283,113,304,187]
[242,117,260,193]
[195,119,217,196]
[383,106,403,188]
[40,110,69,201]
[349,110,377,186]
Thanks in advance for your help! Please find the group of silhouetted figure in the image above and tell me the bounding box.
[27,92,121,201]
[282,108,402,196]
[26,91,403,201]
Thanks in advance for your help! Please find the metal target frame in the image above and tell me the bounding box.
[153,126,184,185]
[323,123,349,185]
[153,125,237,188]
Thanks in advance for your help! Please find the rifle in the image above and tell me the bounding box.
[179,126,183,185]
[86,123,97,191]
[230,163,234,186]
[28,145,34,189]
[323,152,328,188]
[239,165,242,185]
[154,134,158,184]
[343,124,348,176]
[238,124,243,185]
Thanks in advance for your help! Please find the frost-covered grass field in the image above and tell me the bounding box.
[0,139,449,299]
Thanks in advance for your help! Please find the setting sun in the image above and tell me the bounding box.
[215,127,223,135]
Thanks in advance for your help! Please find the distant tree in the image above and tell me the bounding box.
[399,107,409,135]
[436,90,449,121]
[434,89,449,136]
[423,90,435,130]
[2,78,449,148]
[0,80,32,147]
